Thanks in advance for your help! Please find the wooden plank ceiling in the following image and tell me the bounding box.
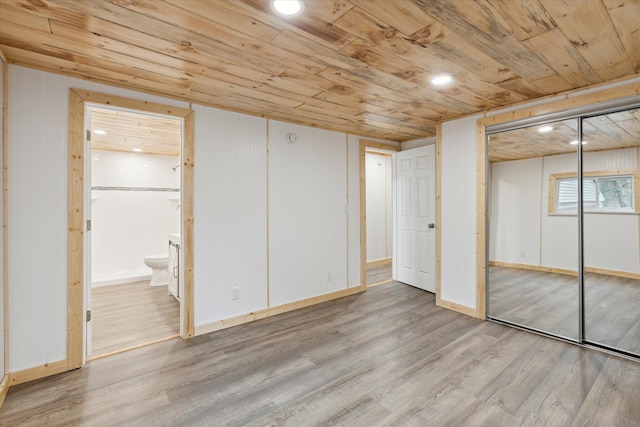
[89,106,181,156]
[0,0,639,142]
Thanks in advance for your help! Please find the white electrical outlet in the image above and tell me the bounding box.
[327,271,334,281]
[520,250,526,258]
[231,286,240,301]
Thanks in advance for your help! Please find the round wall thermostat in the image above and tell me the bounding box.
[286,132,297,144]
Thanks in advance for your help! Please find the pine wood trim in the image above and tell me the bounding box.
[9,359,67,386]
[2,60,8,384]
[0,373,9,407]
[475,121,487,319]
[366,258,391,268]
[359,139,399,292]
[435,299,477,317]
[182,109,195,338]
[68,89,195,378]
[489,260,640,281]
[195,286,363,336]
[67,89,84,370]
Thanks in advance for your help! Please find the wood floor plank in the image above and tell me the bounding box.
[1,282,639,426]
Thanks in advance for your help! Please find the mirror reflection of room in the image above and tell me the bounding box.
[487,107,640,358]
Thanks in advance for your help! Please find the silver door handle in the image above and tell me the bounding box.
[428,223,435,229]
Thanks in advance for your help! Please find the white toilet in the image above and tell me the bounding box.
[144,254,169,286]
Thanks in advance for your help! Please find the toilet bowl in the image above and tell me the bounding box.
[144,254,169,286]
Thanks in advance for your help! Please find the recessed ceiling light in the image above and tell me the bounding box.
[570,140,587,145]
[538,126,553,133]
[431,74,453,86]
[271,0,304,16]
[132,148,143,152]
[94,130,107,135]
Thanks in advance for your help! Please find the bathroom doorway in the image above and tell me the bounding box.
[84,104,183,360]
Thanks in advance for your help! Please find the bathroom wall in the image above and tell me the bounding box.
[365,152,392,262]
[91,150,181,285]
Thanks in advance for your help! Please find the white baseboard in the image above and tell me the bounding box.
[92,274,152,287]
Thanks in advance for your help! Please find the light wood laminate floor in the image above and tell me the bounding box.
[489,266,640,356]
[91,280,180,356]
[3,282,639,425]
[366,260,392,286]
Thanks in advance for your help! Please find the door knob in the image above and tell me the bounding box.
[428,223,435,229]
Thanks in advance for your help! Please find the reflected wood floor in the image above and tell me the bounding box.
[366,260,392,285]
[489,266,640,355]
[91,280,180,356]
[3,282,639,426]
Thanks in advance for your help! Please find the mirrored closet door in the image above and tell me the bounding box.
[487,119,580,341]
[487,101,640,359]
[582,108,640,358]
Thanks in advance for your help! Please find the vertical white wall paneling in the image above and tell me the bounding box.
[193,106,268,326]
[347,135,361,288]
[269,122,347,306]
[91,151,181,285]
[440,115,483,309]
[489,157,543,266]
[365,152,392,262]
[7,65,188,372]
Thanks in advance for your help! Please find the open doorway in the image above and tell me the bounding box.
[359,140,399,288]
[86,105,182,359]
[67,89,194,371]
[364,150,394,286]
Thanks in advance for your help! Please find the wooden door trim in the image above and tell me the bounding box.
[359,140,399,290]
[68,89,194,371]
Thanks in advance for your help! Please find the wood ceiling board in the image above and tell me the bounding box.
[1,0,639,141]
[412,0,556,81]
[89,107,181,157]
[604,0,640,73]
[482,0,557,42]
[522,28,602,87]
[541,0,636,80]
[228,0,355,49]
[408,21,518,85]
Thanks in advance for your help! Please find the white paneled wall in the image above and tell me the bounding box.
[91,151,180,285]
[193,106,268,326]
[365,153,392,261]
[269,122,348,306]
[489,157,543,265]
[440,116,482,309]
[492,148,640,274]
[7,66,188,372]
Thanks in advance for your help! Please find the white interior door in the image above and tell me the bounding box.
[84,108,93,358]
[394,145,436,292]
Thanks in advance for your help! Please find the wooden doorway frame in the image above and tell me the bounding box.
[68,89,195,369]
[359,140,399,290]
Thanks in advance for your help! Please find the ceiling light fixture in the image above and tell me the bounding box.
[94,130,107,135]
[538,125,553,133]
[132,148,143,152]
[570,140,587,145]
[271,0,304,16]
[431,74,453,86]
